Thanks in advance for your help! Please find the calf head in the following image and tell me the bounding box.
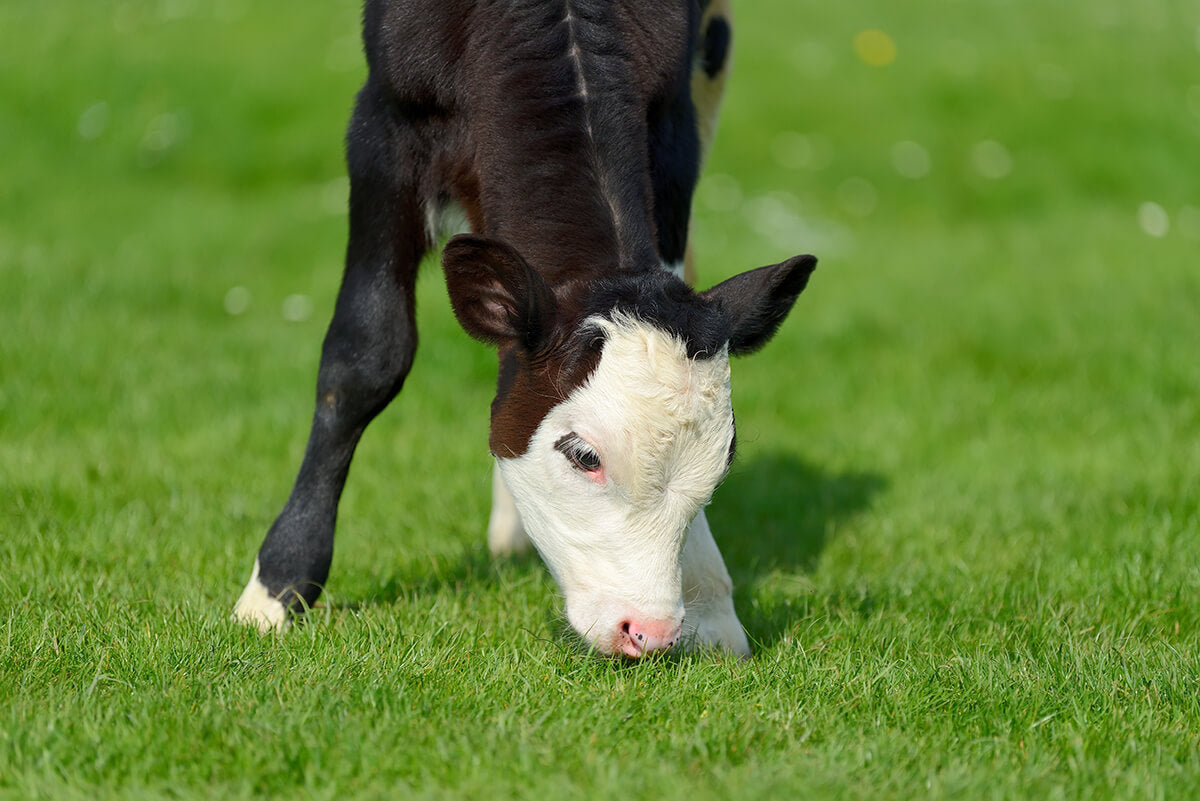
[443,235,815,656]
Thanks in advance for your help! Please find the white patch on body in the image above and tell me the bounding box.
[664,260,685,280]
[496,314,740,655]
[424,200,471,244]
[232,558,290,633]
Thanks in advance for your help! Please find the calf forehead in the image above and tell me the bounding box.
[570,315,733,503]
[588,313,730,423]
[489,273,733,459]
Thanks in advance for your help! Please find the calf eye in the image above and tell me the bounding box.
[554,433,602,473]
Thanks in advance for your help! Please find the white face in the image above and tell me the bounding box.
[496,314,735,654]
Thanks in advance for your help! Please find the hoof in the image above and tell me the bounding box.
[232,559,290,633]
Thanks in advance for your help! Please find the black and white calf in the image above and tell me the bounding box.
[234,0,816,658]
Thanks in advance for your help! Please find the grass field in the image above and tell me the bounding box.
[3,0,1199,798]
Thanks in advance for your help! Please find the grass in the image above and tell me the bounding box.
[2,0,1199,798]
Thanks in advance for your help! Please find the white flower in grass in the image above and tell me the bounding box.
[970,140,1013,180]
[78,102,110,140]
[224,286,252,316]
[1137,202,1169,238]
[891,141,931,179]
[282,294,314,323]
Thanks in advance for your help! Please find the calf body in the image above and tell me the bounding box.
[234,0,815,657]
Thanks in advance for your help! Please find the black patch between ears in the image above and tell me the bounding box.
[583,271,732,360]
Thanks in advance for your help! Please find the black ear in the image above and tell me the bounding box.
[699,254,817,356]
[442,234,557,352]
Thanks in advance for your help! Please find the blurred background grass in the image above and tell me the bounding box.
[2,0,1199,798]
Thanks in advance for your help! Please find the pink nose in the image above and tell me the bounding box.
[619,619,683,658]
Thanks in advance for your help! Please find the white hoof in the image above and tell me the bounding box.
[232,559,290,633]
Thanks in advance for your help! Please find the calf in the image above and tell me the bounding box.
[234,0,816,658]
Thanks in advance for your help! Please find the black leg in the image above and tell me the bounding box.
[235,83,429,628]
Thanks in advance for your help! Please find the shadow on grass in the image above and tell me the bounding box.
[339,546,545,609]
[708,451,887,647]
[331,451,885,656]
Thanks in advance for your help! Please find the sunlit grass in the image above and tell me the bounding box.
[2,1,1198,798]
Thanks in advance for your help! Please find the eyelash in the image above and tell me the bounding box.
[554,433,602,473]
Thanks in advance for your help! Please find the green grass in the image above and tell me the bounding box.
[3,0,1199,798]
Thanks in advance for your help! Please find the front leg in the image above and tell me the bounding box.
[233,82,428,631]
[680,509,751,656]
